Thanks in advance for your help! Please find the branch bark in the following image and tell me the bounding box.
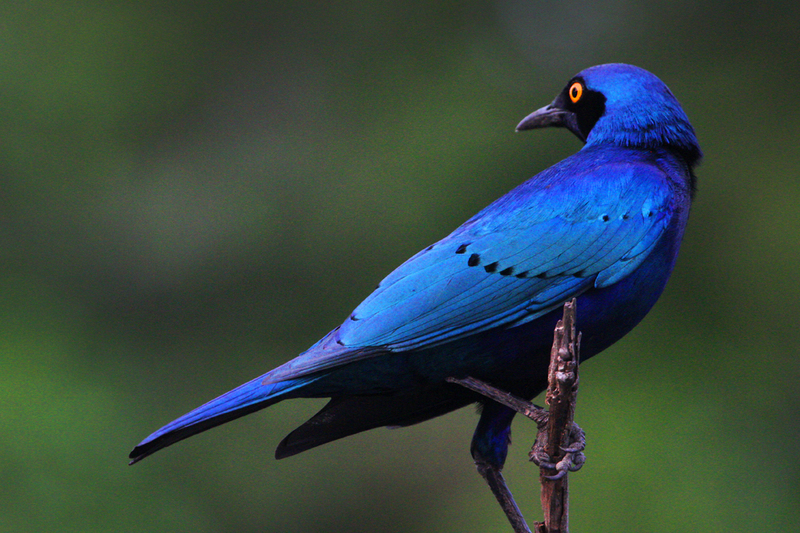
[533,298,581,533]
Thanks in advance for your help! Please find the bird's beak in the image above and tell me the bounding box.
[515,103,584,141]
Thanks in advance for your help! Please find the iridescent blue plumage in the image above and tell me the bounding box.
[130,64,701,475]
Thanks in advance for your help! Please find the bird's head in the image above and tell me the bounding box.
[517,63,702,167]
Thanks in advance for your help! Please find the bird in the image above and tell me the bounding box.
[130,63,700,527]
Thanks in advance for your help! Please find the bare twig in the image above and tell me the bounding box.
[445,376,548,426]
[533,298,581,533]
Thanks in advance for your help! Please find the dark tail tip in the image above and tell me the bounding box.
[128,448,148,465]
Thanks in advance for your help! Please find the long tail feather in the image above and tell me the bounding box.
[129,373,320,464]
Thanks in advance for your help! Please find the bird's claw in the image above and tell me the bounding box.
[529,419,586,479]
[561,443,584,454]
[559,422,586,454]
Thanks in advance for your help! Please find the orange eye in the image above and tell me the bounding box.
[568,82,583,104]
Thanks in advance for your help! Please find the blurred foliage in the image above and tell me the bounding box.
[1,1,798,532]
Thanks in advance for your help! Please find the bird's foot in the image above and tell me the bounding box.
[445,376,587,480]
[529,418,586,480]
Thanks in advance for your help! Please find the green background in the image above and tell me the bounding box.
[2,1,798,532]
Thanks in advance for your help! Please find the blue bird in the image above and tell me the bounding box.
[130,63,700,525]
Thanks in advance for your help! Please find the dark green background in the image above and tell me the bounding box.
[3,2,798,532]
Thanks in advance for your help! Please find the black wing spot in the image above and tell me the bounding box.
[515,271,529,279]
[425,244,434,251]
[622,213,630,220]
[468,253,481,267]
[349,313,359,321]
[484,262,499,273]
[601,214,610,222]
[536,272,549,279]
[456,243,469,254]
[336,339,345,346]
[499,266,514,276]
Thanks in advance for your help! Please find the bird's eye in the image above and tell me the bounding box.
[569,82,583,104]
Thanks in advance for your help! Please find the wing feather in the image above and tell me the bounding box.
[264,151,677,383]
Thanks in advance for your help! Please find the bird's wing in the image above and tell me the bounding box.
[265,156,674,382]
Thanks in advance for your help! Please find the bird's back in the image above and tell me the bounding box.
[266,145,694,388]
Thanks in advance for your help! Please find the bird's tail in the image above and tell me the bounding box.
[128,371,321,465]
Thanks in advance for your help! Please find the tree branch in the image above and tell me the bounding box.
[533,298,581,533]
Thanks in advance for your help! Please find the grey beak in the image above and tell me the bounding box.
[515,102,584,142]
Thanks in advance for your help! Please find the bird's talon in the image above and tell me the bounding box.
[529,418,586,479]
[543,469,567,481]
[536,459,558,470]
[560,443,584,454]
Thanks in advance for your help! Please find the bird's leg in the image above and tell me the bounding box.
[474,456,532,533]
[469,399,532,533]
[447,376,586,477]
